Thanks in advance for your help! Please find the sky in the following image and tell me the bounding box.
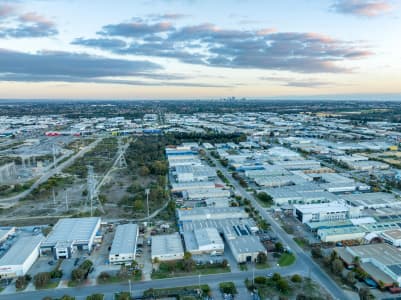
[0,0,400,100]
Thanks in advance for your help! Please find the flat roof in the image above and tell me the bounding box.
[341,192,398,207]
[227,235,265,254]
[340,243,401,266]
[382,229,401,240]
[110,224,138,256]
[177,207,247,220]
[294,202,348,214]
[42,217,100,247]
[151,233,184,257]
[0,235,43,266]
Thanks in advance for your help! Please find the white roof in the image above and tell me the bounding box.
[0,235,43,266]
[42,217,100,247]
[110,224,138,256]
[151,233,184,257]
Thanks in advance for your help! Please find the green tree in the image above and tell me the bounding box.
[275,242,284,253]
[33,272,51,288]
[331,258,344,274]
[139,166,150,176]
[86,294,104,300]
[291,274,303,283]
[276,278,290,293]
[256,252,268,264]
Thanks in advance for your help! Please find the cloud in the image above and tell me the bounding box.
[72,38,127,50]
[0,48,160,80]
[0,3,14,18]
[0,7,58,38]
[98,21,174,37]
[80,19,372,73]
[332,0,393,17]
[260,76,331,88]
[151,13,189,20]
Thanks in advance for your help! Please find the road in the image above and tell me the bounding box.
[205,150,351,300]
[0,264,302,300]
[0,138,103,204]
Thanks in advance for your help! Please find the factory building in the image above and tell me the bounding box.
[177,207,248,221]
[227,235,267,263]
[0,235,44,278]
[293,202,360,223]
[151,233,184,262]
[40,217,101,259]
[335,243,401,287]
[109,224,138,265]
[183,228,224,255]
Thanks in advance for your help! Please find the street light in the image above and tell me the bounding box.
[128,279,132,297]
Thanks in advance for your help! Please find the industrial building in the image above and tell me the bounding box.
[227,235,267,263]
[40,217,101,259]
[151,233,184,262]
[183,228,224,255]
[341,192,399,209]
[0,234,44,278]
[293,202,360,223]
[381,229,401,247]
[177,207,248,221]
[174,165,216,183]
[335,243,401,286]
[109,224,138,265]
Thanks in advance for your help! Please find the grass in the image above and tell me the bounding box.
[255,263,270,269]
[151,266,230,279]
[293,237,309,249]
[239,264,248,271]
[278,253,296,267]
[97,272,142,285]
[143,285,210,298]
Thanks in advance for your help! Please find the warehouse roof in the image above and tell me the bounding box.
[294,202,349,214]
[0,234,43,266]
[42,217,100,247]
[227,235,265,254]
[110,224,138,256]
[151,233,184,257]
[177,207,247,221]
[341,192,398,207]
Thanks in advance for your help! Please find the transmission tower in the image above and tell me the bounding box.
[116,138,128,168]
[87,165,99,217]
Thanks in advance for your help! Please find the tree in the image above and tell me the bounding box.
[257,192,273,204]
[15,276,27,289]
[133,199,144,211]
[60,296,75,300]
[275,242,284,253]
[71,268,86,282]
[139,166,150,176]
[86,294,104,300]
[276,278,290,293]
[33,272,51,288]
[359,287,374,300]
[183,251,195,272]
[291,274,303,283]
[331,258,344,274]
[346,271,356,285]
[272,273,282,281]
[311,247,323,259]
[256,252,267,264]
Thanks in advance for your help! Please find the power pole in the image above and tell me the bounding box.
[52,143,57,168]
[87,165,98,217]
[65,190,69,211]
[145,188,150,218]
[117,138,128,168]
[52,188,56,206]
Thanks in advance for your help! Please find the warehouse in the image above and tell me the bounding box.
[341,192,399,209]
[226,235,267,263]
[184,188,231,200]
[293,202,356,223]
[335,243,401,286]
[151,233,184,261]
[174,165,216,182]
[171,181,215,192]
[177,207,248,221]
[109,224,138,265]
[183,228,224,255]
[381,229,401,247]
[40,217,101,259]
[0,234,44,278]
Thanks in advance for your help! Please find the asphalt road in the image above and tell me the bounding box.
[205,150,351,300]
[0,265,300,300]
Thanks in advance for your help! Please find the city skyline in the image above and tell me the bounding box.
[0,0,400,100]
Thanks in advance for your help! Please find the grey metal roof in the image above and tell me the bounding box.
[110,224,138,256]
[0,235,43,266]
